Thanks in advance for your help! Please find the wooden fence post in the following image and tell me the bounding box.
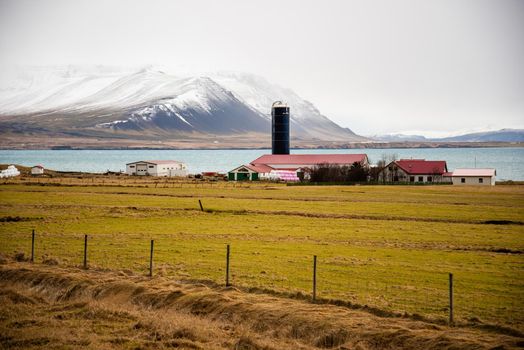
[149,240,154,277]
[226,244,230,286]
[313,255,317,302]
[199,200,204,211]
[31,229,35,263]
[449,273,454,325]
[83,235,88,269]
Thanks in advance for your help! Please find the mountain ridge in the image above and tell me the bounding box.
[0,66,366,142]
[371,129,524,143]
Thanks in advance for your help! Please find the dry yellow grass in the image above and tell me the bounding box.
[0,259,522,350]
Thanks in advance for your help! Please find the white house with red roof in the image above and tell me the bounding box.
[126,160,187,177]
[228,154,369,181]
[378,159,451,183]
[451,168,496,186]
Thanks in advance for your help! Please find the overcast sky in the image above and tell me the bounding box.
[0,0,523,136]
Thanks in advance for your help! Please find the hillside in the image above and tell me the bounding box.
[372,129,524,143]
[434,129,524,142]
[0,66,366,146]
[1,262,522,350]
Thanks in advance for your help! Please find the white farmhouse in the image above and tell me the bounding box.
[451,168,496,186]
[126,160,188,177]
[378,159,450,183]
[31,165,44,175]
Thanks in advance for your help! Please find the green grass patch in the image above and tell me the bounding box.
[0,181,523,329]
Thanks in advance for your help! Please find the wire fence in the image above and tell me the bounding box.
[1,175,265,189]
[2,229,521,329]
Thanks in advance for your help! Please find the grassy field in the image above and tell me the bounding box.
[0,176,523,331]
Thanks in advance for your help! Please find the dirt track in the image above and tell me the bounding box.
[0,261,522,350]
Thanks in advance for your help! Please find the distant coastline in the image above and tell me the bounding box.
[1,147,523,180]
[0,139,522,151]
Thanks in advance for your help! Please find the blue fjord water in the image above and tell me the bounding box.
[0,148,523,180]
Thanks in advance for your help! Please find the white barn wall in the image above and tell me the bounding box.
[31,167,44,175]
[452,176,495,186]
[126,161,187,177]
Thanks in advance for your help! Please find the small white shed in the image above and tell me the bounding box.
[126,160,187,177]
[451,168,496,186]
[31,165,44,175]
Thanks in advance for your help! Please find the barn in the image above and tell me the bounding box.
[126,160,188,177]
[228,154,369,181]
[451,168,496,186]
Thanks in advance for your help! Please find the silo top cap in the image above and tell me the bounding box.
[272,101,288,108]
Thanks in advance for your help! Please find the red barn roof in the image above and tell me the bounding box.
[251,154,368,166]
[394,159,448,175]
[246,164,274,173]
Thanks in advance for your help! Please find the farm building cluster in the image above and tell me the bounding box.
[228,154,369,181]
[4,157,495,186]
[2,103,499,185]
[226,155,496,185]
[222,101,496,185]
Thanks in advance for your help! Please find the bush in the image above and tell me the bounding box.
[309,162,368,183]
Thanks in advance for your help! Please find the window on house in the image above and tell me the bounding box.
[148,165,154,169]
[479,178,483,183]
[129,165,135,168]
[427,176,432,182]
[418,176,423,182]
[461,178,465,183]
[410,176,415,182]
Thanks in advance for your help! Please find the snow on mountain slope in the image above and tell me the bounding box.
[0,66,131,114]
[210,71,365,141]
[210,72,315,121]
[98,76,270,133]
[0,66,364,141]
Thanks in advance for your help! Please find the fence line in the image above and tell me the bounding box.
[0,230,468,325]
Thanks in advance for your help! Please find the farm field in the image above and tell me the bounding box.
[0,176,523,335]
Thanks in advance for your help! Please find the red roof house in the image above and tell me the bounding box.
[394,159,448,175]
[379,159,450,183]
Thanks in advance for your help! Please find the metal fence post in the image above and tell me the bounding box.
[313,255,317,302]
[449,273,454,325]
[199,199,204,211]
[149,240,154,277]
[226,244,230,286]
[83,235,88,269]
[31,229,35,263]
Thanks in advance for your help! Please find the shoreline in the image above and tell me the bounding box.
[0,141,522,151]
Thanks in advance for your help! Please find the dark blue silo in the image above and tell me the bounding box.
[271,101,290,154]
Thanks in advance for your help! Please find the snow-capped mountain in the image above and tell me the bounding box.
[210,71,363,140]
[370,129,524,142]
[0,65,364,141]
[99,76,269,133]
